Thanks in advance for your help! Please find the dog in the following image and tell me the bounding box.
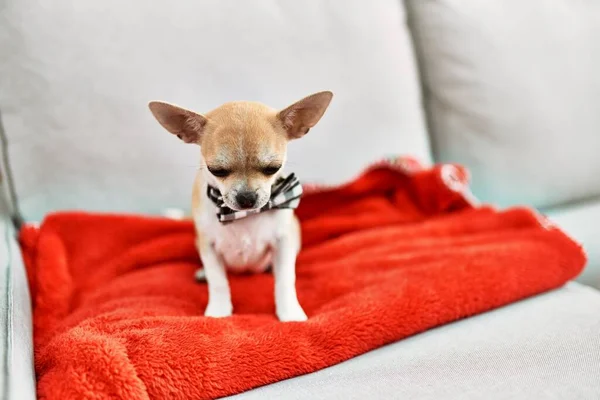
[148,91,333,321]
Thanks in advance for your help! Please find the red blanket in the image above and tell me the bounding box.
[20,158,585,400]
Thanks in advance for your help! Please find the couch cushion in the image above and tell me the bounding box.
[0,0,431,221]
[229,283,600,399]
[545,198,600,288]
[406,0,600,208]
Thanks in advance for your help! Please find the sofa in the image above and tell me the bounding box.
[1,1,599,399]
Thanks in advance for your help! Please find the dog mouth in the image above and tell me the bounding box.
[224,195,269,211]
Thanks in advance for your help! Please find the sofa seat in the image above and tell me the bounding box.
[4,198,599,399]
[4,213,600,399]
[545,198,600,288]
[229,283,600,399]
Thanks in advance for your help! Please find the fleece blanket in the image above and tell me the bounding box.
[20,157,585,400]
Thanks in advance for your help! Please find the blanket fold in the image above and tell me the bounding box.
[20,157,585,400]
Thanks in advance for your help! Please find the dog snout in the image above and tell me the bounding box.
[235,191,258,209]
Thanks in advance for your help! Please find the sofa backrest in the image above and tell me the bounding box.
[406,0,600,209]
[3,0,600,221]
[0,0,431,221]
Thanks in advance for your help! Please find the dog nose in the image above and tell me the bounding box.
[236,191,258,209]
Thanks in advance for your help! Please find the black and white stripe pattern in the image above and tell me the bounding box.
[206,173,303,223]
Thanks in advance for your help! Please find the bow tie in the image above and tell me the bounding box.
[206,173,303,223]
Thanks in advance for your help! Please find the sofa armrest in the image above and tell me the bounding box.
[0,211,36,399]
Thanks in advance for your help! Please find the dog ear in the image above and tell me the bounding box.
[148,101,208,144]
[277,91,333,139]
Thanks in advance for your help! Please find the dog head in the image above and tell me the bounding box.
[148,91,333,210]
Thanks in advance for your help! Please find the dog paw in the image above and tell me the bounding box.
[277,303,308,322]
[204,302,233,318]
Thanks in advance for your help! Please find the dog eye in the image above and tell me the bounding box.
[261,165,281,176]
[207,167,231,178]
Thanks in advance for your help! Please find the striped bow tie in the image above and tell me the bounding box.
[206,173,303,224]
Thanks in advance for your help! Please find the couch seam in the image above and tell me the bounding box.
[0,109,24,229]
[402,0,439,161]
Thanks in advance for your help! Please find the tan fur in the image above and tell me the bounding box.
[149,91,333,321]
[200,102,288,191]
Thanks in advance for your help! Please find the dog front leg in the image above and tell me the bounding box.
[273,233,307,322]
[199,241,233,318]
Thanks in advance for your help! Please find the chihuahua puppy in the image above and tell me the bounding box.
[148,91,333,321]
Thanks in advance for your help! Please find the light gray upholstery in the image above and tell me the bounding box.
[229,283,600,400]
[0,0,432,221]
[1,1,600,399]
[546,199,600,288]
[406,0,600,209]
[0,196,36,400]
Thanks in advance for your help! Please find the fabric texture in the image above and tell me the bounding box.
[19,159,585,399]
[546,198,600,288]
[0,0,431,221]
[207,173,302,223]
[229,282,600,400]
[0,196,36,400]
[406,0,600,208]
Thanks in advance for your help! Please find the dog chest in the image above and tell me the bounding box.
[210,211,286,269]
